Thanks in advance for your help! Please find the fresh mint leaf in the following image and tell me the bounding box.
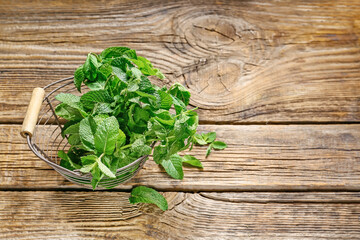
[94,116,119,155]
[68,134,81,145]
[100,47,131,59]
[212,141,227,150]
[129,56,165,79]
[154,110,175,126]
[182,155,203,168]
[171,95,187,114]
[97,157,116,178]
[58,150,81,170]
[206,144,212,157]
[79,116,97,151]
[55,93,80,106]
[55,103,83,121]
[153,144,168,164]
[158,90,173,110]
[81,155,97,165]
[85,81,106,91]
[193,133,207,145]
[80,162,96,173]
[127,81,139,92]
[203,132,216,143]
[84,53,100,81]
[161,154,184,179]
[116,129,126,148]
[111,57,134,72]
[56,93,87,117]
[168,83,191,106]
[63,122,80,135]
[130,137,152,158]
[90,165,103,190]
[129,186,168,211]
[97,63,113,81]
[93,102,113,115]
[74,65,85,92]
[135,91,157,101]
[80,90,113,109]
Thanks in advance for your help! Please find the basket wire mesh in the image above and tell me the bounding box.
[26,77,148,189]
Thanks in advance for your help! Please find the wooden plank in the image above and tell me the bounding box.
[0,0,360,123]
[2,124,360,190]
[201,192,360,203]
[1,191,360,239]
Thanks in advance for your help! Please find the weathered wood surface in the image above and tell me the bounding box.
[2,124,360,190]
[1,0,360,123]
[1,0,360,239]
[1,191,360,239]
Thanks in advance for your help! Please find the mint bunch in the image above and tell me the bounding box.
[55,47,226,210]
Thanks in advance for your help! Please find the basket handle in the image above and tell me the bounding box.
[20,87,45,138]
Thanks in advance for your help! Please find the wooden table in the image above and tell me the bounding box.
[1,0,360,239]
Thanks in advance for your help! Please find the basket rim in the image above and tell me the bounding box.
[27,134,150,178]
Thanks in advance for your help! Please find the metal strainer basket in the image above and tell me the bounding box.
[20,77,148,189]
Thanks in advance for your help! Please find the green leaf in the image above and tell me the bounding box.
[134,107,150,123]
[182,155,203,168]
[97,157,116,178]
[203,132,216,143]
[129,186,168,211]
[90,166,103,190]
[139,76,153,92]
[63,122,80,135]
[97,63,113,81]
[80,162,96,173]
[80,155,97,165]
[206,144,212,157]
[212,141,227,150]
[56,93,80,105]
[100,47,131,59]
[127,81,139,92]
[93,102,113,114]
[84,53,100,81]
[116,129,126,148]
[128,56,165,79]
[147,118,168,140]
[153,144,168,164]
[56,93,87,117]
[79,116,97,151]
[94,116,119,155]
[130,137,152,158]
[80,90,113,109]
[74,65,85,92]
[55,103,83,121]
[135,91,157,101]
[158,90,173,110]
[58,150,81,169]
[161,154,184,179]
[130,67,142,80]
[85,81,106,91]
[111,57,134,72]
[193,133,207,145]
[68,134,81,145]
[171,95,187,114]
[168,83,191,106]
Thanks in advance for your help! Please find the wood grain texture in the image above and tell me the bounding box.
[1,191,360,239]
[0,0,359,123]
[2,124,360,190]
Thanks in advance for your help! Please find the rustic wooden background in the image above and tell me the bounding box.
[1,0,360,239]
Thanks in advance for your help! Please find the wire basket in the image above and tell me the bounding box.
[20,77,148,189]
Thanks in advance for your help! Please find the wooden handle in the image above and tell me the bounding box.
[20,88,45,138]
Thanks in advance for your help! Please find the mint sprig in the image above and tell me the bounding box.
[56,46,227,209]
